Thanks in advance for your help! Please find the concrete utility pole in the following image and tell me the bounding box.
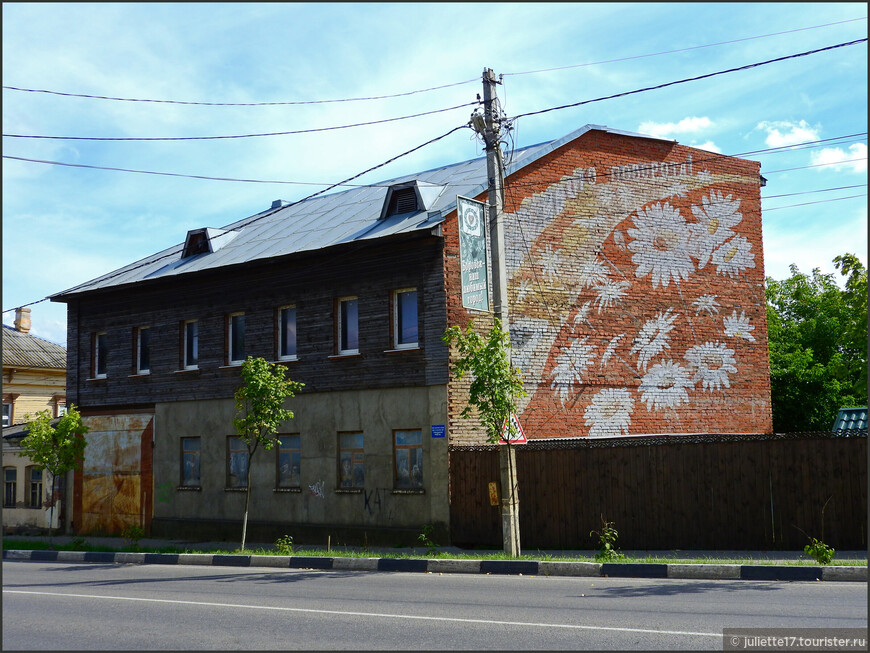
[480,67,521,557]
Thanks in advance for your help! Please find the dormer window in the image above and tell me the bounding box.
[182,230,211,258]
[387,188,419,216]
[380,181,445,220]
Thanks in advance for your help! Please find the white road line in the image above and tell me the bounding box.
[3,589,719,638]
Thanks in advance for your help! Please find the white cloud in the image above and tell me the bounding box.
[689,141,722,154]
[755,120,820,148]
[809,143,867,174]
[638,117,713,138]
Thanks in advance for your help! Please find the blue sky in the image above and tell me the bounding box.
[2,2,867,345]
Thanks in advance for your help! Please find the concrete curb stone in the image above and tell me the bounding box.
[3,549,866,581]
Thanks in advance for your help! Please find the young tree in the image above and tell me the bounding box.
[20,405,89,542]
[443,318,526,555]
[766,253,867,432]
[233,356,304,550]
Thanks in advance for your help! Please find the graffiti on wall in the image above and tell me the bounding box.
[503,155,762,436]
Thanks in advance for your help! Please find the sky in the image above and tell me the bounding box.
[2,2,867,345]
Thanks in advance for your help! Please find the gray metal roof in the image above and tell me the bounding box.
[2,325,67,369]
[51,124,672,300]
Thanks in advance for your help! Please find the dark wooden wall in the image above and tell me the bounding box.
[63,232,448,408]
[448,432,867,551]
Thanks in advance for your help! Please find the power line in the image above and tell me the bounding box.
[509,38,868,122]
[2,102,478,142]
[764,194,867,211]
[503,17,867,76]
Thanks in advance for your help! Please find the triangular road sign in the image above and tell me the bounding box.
[499,413,527,444]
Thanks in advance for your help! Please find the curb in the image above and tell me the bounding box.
[3,549,866,581]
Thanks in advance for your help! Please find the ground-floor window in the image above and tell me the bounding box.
[227,436,249,488]
[28,467,43,508]
[394,430,423,489]
[338,432,364,488]
[4,467,17,507]
[181,437,201,487]
[276,434,301,488]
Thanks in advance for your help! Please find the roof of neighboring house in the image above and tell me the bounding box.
[832,407,868,431]
[50,124,675,301]
[2,324,66,370]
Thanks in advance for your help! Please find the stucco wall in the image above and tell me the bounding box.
[152,385,449,539]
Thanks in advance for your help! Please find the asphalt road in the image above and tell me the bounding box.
[3,560,867,650]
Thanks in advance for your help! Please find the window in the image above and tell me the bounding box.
[228,313,246,364]
[276,434,301,488]
[393,289,418,349]
[338,432,364,488]
[227,436,249,488]
[135,326,151,374]
[394,430,423,489]
[181,437,201,487]
[28,467,43,509]
[183,320,199,369]
[278,306,297,360]
[94,331,108,378]
[4,468,17,508]
[338,297,359,355]
[2,402,12,428]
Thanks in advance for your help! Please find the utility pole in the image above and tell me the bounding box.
[480,67,521,557]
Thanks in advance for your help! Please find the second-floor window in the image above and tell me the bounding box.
[94,331,108,378]
[136,326,151,374]
[393,288,418,349]
[228,313,246,364]
[278,306,297,360]
[2,402,12,428]
[338,297,359,355]
[183,320,199,369]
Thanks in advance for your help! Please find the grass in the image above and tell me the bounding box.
[3,537,866,566]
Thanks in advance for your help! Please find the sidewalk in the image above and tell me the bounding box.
[3,534,867,582]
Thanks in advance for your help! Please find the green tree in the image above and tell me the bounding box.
[766,253,867,432]
[443,318,526,555]
[233,356,304,551]
[20,405,89,541]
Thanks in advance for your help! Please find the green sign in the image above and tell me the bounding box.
[457,196,489,311]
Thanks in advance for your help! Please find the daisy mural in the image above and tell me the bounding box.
[499,147,764,437]
[627,202,694,288]
[550,337,596,406]
[638,360,695,411]
[684,342,737,391]
[584,388,634,437]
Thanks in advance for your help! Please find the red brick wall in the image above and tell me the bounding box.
[445,129,772,445]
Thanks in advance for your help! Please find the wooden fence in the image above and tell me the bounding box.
[448,432,867,550]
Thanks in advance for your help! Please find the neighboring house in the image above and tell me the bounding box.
[49,124,772,542]
[2,309,67,533]
[833,407,867,431]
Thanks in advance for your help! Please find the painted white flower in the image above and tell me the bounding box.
[695,170,714,185]
[539,244,564,283]
[683,342,738,391]
[584,388,634,437]
[627,202,694,288]
[712,235,756,278]
[630,308,679,372]
[639,360,695,411]
[550,337,596,406]
[612,229,627,250]
[592,280,631,313]
[692,294,720,316]
[723,310,756,342]
[690,191,742,268]
[572,301,593,328]
[515,278,534,303]
[600,333,625,369]
[577,258,612,289]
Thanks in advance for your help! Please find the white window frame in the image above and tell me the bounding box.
[2,403,12,428]
[337,297,359,355]
[94,331,108,378]
[136,326,151,375]
[183,320,199,370]
[393,288,419,350]
[228,312,246,365]
[278,305,298,361]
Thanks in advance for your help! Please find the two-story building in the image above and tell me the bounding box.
[50,124,772,544]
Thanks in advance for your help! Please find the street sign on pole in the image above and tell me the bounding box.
[498,413,527,444]
[457,196,490,312]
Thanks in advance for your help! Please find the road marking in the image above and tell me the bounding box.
[4,589,719,638]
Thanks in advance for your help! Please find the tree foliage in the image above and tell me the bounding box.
[20,405,89,539]
[442,318,526,443]
[233,356,304,550]
[765,253,867,432]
